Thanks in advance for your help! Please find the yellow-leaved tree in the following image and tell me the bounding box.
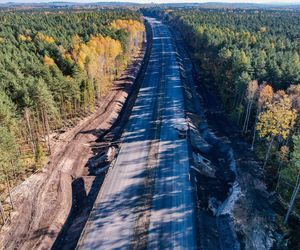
[70,35,122,105]
[43,55,56,67]
[36,32,55,43]
[257,91,297,168]
[18,34,32,42]
[110,19,144,50]
[251,84,274,150]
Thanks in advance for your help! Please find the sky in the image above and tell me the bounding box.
[0,0,299,4]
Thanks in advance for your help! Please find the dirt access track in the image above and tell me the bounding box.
[0,23,150,250]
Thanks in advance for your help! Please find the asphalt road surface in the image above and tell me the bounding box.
[77,18,196,250]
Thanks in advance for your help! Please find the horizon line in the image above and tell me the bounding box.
[1,1,300,4]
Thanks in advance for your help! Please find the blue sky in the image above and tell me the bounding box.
[0,0,299,4]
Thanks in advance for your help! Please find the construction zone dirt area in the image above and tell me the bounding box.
[0,37,149,250]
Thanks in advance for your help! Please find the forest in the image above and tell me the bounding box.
[156,8,300,225]
[1,5,300,247]
[0,9,144,207]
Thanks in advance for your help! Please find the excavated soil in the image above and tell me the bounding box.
[0,37,148,250]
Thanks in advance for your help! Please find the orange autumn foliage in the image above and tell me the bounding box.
[43,55,56,67]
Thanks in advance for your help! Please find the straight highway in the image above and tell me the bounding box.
[77,18,196,249]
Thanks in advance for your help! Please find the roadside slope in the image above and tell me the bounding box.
[171,21,278,250]
[0,37,147,250]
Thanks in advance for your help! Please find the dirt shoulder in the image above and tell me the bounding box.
[0,39,147,250]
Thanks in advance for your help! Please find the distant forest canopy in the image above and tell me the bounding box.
[148,7,300,225]
[166,9,300,88]
[143,8,300,88]
[0,10,144,191]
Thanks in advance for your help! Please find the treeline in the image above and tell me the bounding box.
[0,10,144,205]
[162,9,300,223]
